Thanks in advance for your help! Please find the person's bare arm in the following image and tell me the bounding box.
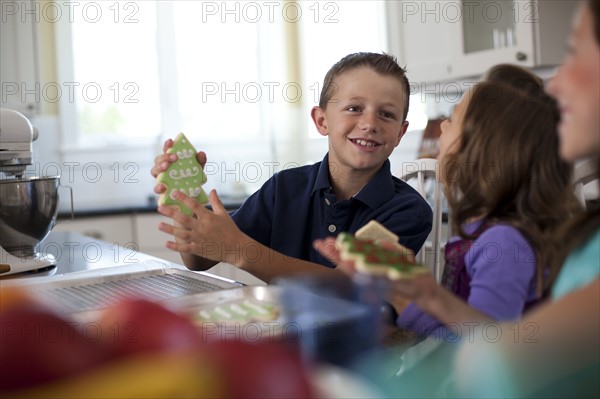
[314,236,492,323]
[505,278,599,393]
[238,242,341,283]
[151,139,217,270]
[456,278,600,395]
[394,274,493,324]
[178,250,218,271]
[158,190,340,283]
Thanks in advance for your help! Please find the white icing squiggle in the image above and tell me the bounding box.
[168,167,199,180]
[176,149,195,159]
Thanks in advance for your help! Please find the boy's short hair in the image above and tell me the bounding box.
[318,52,410,121]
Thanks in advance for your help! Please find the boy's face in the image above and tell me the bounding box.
[311,67,409,174]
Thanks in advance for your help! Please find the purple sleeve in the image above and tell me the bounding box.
[396,302,448,338]
[465,225,536,321]
[396,225,537,337]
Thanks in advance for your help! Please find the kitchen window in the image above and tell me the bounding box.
[56,1,389,153]
[48,1,394,209]
[58,1,267,148]
[68,2,161,141]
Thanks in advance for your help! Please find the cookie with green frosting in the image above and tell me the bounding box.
[194,299,280,324]
[157,132,208,215]
[337,232,428,280]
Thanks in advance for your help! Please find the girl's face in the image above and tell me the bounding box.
[547,4,600,162]
[439,91,470,162]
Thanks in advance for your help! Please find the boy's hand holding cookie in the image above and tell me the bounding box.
[153,134,258,267]
[157,189,252,266]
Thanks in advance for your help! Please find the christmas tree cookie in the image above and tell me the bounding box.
[336,232,428,280]
[157,133,208,215]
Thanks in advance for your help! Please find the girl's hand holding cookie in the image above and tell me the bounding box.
[388,271,438,303]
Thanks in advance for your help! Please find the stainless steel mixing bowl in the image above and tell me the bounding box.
[0,176,60,257]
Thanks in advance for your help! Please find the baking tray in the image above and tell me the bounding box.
[2,262,244,314]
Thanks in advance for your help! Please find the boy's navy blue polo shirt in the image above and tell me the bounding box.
[231,153,432,268]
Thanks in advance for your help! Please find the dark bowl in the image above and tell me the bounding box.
[0,176,59,257]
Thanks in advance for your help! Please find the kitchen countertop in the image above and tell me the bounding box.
[1,232,412,391]
[1,238,388,397]
[1,231,265,286]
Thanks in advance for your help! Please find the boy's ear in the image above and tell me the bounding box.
[311,106,329,137]
[395,121,409,146]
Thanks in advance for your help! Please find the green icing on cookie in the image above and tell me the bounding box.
[157,132,208,215]
[337,232,428,279]
[195,300,279,323]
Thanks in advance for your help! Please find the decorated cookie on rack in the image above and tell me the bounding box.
[157,132,209,215]
[337,231,428,280]
[193,299,280,325]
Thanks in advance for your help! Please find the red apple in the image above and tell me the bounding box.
[0,303,110,392]
[95,298,203,358]
[206,340,315,398]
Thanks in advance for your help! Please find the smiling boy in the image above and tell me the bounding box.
[153,52,432,282]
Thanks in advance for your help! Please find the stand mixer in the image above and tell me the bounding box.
[0,108,68,276]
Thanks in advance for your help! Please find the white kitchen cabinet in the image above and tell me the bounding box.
[0,0,39,116]
[133,213,184,265]
[386,1,459,84]
[53,215,136,248]
[53,213,181,264]
[388,0,577,84]
[134,214,265,285]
